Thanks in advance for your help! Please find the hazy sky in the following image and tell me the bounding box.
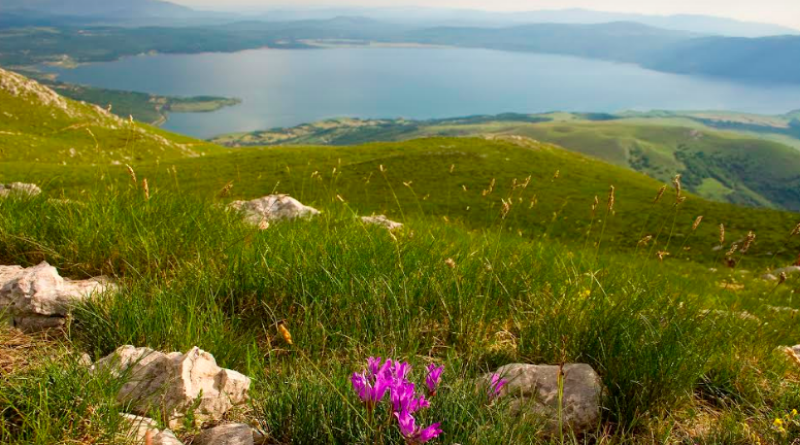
[170,0,800,29]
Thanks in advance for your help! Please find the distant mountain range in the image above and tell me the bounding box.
[1,1,797,37]
[258,7,800,38]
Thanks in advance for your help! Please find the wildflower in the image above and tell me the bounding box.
[792,409,798,416]
[425,364,444,396]
[774,418,783,427]
[351,359,392,409]
[579,289,591,299]
[394,410,442,444]
[391,381,430,414]
[488,373,508,399]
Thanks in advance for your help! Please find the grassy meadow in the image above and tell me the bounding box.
[3,160,800,444]
[3,70,800,444]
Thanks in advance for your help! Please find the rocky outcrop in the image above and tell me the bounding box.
[0,262,114,332]
[360,215,403,231]
[195,423,254,445]
[481,363,603,435]
[0,182,42,198]
[230,195,320,227]
[94,346,251,429]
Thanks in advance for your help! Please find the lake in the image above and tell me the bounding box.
[50,47,800,139]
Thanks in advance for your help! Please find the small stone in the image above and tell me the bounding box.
[360,215,403,231]
[152,429,184,445]
[0,182,41,198]
[480,363,603,435]
[229,195,320,226]
[195,423,254,445]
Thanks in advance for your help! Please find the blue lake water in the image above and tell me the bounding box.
[50,47,800,139]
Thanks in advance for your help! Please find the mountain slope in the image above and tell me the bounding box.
[212,114,800,211]
[0,66,221,164]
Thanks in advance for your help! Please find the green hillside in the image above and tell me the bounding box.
[3,64,800,445]
[213,113,800,211]
[0,66,222,165]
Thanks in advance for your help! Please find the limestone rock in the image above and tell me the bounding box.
[0,182,42,197]
[195,423,254,445]
[0,262,114,332]
[481,363,603,434]
[94,346,251,428]
[120,414,160,444]
[361,215,403,231]
[230,195,320,227]
[152,429,184,445]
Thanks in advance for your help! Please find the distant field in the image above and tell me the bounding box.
[212,111,800,211]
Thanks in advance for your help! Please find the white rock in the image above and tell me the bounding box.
[761,274,778,282]
[120,414,160,444]
[152,429,184,445]
[94,346,251,428]
[195,423,254,445]
[773,266,800,276]
[0,262,114,332]
[360,215,403,231]
[0,182,42,197]
[229,195,320,226]
[481,363,603,435]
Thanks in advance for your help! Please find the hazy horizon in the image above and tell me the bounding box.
[169,1,800,31]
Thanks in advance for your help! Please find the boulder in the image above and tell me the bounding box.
[0,262,114,332]
[230,195,320,227]
[481,363,603,435]
[94,346,251,429]
[360,215,403,231]
[195,423,254,445]
[0,182,41,197]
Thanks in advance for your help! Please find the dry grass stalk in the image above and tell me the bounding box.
[482,178,496,197]
[218,181,234,198]
[657,251,670,262]
[654,185,667,203]
[607,185,616,213]
[741,231,756,253]
[783,347,800,367]
[126,164,137,185]
[672,174,682,200]
[638,235,653,246]
[692,216,703,231]
[142,178,150,200]
[591,195,599,217]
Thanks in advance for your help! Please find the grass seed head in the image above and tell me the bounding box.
[719,224,726,245]
[142,178,150,200]
[277,321,293,345]
[791,223,800,237]
[607,185,616,213]
[692,216,703,231]
[654,184,667,203]
[126,164,137,185]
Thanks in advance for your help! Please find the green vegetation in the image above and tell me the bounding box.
[48,81,241,125]
[3,68,800,445]
[213,112,800,211]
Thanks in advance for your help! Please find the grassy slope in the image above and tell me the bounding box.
[0,66,223,164]
[213,114,800,211]
[2,67,800,445]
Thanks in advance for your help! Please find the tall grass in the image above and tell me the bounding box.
[1,181,800,444]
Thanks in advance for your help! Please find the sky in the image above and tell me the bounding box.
[169,0,800,30]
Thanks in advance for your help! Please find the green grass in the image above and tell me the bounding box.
[212,113,800,212]
[3,69,800,444]
[2,187,800,444]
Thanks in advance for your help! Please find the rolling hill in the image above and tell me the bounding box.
[2,69,800,263]
[212,113,800,211]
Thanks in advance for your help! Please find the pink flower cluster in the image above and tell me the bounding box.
[351,357,444,444]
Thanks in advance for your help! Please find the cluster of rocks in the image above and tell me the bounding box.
[0,182,41,198]
[94,345,259,444]
[481,363,603,435]
[0,262,114,332]
[230,194,402,231]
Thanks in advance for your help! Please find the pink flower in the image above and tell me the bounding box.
[489,373,508,399]
[394,410,443,444]
[425,364,444,396]
[390,381,430,414]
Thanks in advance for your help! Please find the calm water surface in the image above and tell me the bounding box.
[50,47,800,139]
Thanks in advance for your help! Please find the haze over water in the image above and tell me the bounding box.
[52,47,800,139]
